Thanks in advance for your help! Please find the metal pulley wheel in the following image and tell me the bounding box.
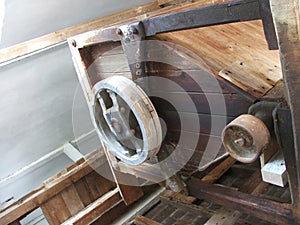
[221,114,270,163]
[91,76,162,165]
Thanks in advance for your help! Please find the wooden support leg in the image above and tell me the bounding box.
[104,147,144,205]
[269,0,300,222]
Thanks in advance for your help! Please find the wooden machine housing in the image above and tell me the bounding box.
[1,0,300,224]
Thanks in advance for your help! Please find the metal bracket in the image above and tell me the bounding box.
[117,22,147,82]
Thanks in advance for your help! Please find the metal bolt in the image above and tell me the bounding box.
[234,138,245,147]
[136,69,142,76]
[116,28,123,35]
[135,63,141,69]
[71,40,77,47]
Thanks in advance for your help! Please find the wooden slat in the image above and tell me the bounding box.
[61,188,121,225]
[188,178,295,225]
[41,194,72,225]
[0,151,107,225]
[134,215,162,225]
[74,178,94,207]
[104,148,144,206]
[61,184,85,216]
[205,208,240,225]
[8,221,21,225]
[219,60,280,98]
[201,157,236,184]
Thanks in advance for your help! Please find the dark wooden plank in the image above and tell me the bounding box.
[90,198,128,225]
[258,0,279,50]
[8,221,21,225]
[84,171,102,201]
[41,194,72,225]
[0,151,107,225]
[157,110,234,136]
[151,92,252,116]
[61,184,84,216]
[74,178,94,207]
[201,157,236,184]
[134,215,162,225]
[187,178,295,225]
[269,0,300,221]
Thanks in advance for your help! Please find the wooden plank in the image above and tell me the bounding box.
[103,148,144,206]
[258,0,279,49]
[187,178,295,225]
[151,92,252,116]
[41,194,72,225]
[84,171,102,200]
[134,215,162,225]
[74,178,94,207]
[160,190,215,216]
[269,0,300,221]
[0,150,107,225]
[8,221,21,225]
[219,60,280,98]
[155,20,282,89]
[201,157,236,184]
[61,188,121,225]
[205,208,240,225]
[0,2,160,64]
[61,184,85,216]
[0,0,235,65]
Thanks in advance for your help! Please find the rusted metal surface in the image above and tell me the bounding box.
[222,114,270,163]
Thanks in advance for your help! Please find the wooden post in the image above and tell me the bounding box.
[269,0,300,222]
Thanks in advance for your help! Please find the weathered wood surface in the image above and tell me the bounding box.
[133,215,163,225]
[187,178,295,224]
[270,0,300,221]
[0,151,108,225]
[0,0,236,65]
[155,20,282,98]
[61,188,121,225]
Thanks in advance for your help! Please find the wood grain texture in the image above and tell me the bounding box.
[188,178,295,225]
[61,184,85,216]
[270,0,300,221]
[155,20,282,98]
[0,151,107,225]
[41,194,72,225]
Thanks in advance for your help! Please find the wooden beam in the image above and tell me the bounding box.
[201,157,236,184]
[187,178,295,225]
[0,151,107,225]
[133,215,162,225]
[61,188,121,225]
[269,0,300,221]
[0,0,235,65]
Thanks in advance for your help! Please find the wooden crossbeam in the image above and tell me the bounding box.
[187,178,295,225]
[0,0,234,65]
[133,215,163,225]
[61,188,121,225]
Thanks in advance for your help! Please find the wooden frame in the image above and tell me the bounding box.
[67,0,300,224]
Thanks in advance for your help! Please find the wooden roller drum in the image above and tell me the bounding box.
[222,114,270,163]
